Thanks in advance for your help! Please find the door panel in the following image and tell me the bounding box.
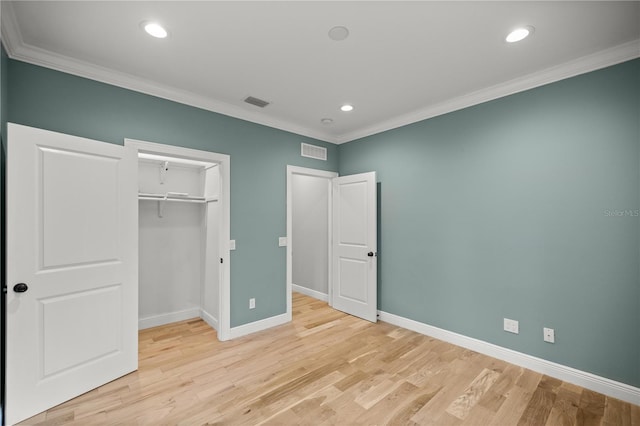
[331,172,377,322]
[6,124,138,425]
[336,258,368,302]
[338,181,368,245]
[41,285,122,376]
[41,147,121,267]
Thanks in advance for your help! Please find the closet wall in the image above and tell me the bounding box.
[137,157,220,329]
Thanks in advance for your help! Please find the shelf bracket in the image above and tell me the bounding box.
[157,194,167,218]
[160,161,169,184]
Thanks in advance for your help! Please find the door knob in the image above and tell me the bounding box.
[13,283,28,293]
[367,252,375,257]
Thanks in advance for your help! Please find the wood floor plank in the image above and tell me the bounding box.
[446,367,501,419]
[19,292,639,425]
[489,386,534,426]
[578,388,607,426]
[602,397,631,426]
[545,385,581,426]
[517,387,557,426]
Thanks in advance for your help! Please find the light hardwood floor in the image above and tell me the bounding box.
[21,293,639,425]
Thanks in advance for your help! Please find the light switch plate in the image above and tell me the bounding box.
[278,237,287,247]
[229,240,236,250]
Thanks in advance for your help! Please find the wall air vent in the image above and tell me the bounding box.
[244,96,270,108]
[301,143,327,161]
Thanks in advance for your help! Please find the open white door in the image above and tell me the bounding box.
[6,124,138,425]
[331,172,377,322]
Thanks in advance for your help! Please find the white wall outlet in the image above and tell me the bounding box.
[229,240,236,250]
[543,327,555,343]
[278,237,287,247]
[504,318,519,334]
[249,298,255,309]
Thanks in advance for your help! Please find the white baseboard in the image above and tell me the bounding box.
[229,313,290,340]
[378,310,640,406]
[200,309,219,332]
[292,284,329,302]
[138,307,200,330]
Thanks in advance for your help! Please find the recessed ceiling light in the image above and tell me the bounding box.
[340,104,354,112]
[328,26,349,41]
[143,22,168,39]
[321,118,333,125]
[506,26,534,43]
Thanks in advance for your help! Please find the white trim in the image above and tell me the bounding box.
[2,1,637,145]
[124,138,232,341]
[292,284,329,302]
[286,166,338,321]
[138,308,200,330]
[336,40,640,144]
[200,309,219,332]
[378,310,640,406]
[0,1,22,58]
[228,313,290,340]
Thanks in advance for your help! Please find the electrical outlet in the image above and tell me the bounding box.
[504,318,519,334]
[249,298,255,309]
[543,327,555,343]
[278,237,287,247]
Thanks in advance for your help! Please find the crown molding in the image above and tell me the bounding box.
[1,1,23,57]
[10,44,339,144]
[2,1,637,146]
[336,39,640,144]
[0,3,338,144]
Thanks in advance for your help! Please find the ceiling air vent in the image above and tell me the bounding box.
[301,143,327,161]
[244,96,270,108]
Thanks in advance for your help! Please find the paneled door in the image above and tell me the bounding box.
[5,124,138,425]
[331,172,377,322]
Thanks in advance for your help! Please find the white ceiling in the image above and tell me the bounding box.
[2,1,639,144]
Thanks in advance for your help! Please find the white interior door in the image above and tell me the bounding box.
[6,124,138,425]
[331,172,377,322]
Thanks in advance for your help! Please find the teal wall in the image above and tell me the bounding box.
[339,59,640,387]
[5,54,639,388]
[6,59,338,328]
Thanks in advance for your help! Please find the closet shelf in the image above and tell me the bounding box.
[138,192,205,204]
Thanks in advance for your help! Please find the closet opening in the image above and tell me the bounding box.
[125,139,231,341]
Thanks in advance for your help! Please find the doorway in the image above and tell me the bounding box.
[286,165,379,322]
[286,166,337,317]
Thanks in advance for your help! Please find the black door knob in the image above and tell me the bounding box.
[13,283,28,293]
[367,252,375,257]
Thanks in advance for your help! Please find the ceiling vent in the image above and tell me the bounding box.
[301,143,327,161]
[244,96,270,108]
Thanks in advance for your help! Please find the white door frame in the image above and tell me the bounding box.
[125,139,231,341]
[286,166,338,318]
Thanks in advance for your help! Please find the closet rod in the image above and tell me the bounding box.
[138,192,205,203]
[138,196,205,204]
